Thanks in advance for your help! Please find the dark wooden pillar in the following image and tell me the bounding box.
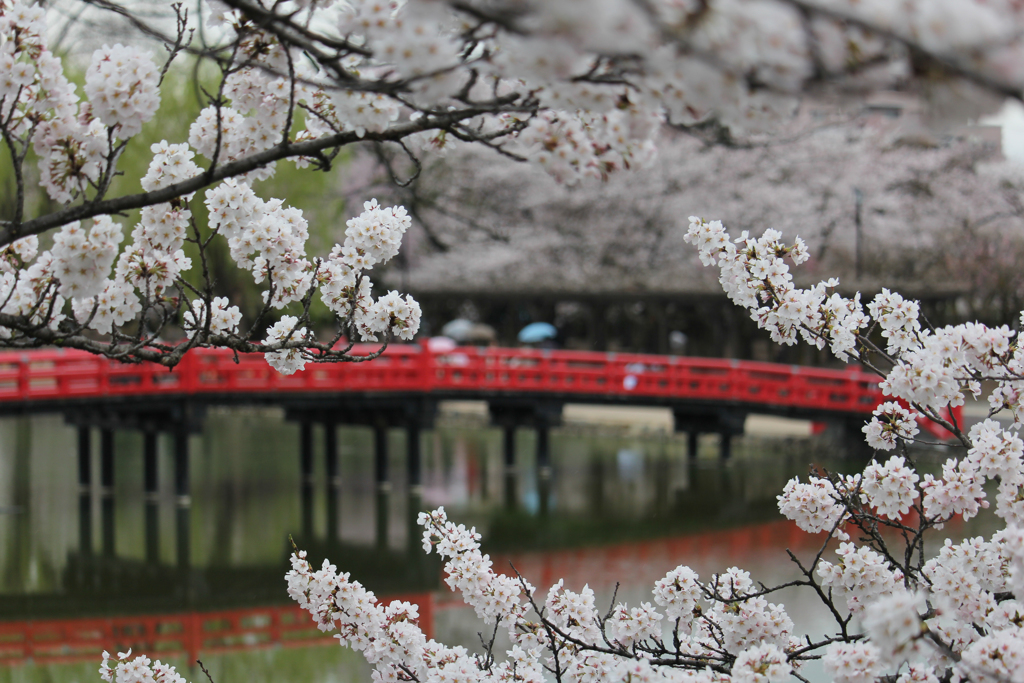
[688,431,699,459]
[536,425,551,478]
[174,428,190,567]
[299,421,314,537]
[375,488,389,550]
[407,424,422,489]
[503,426,516,472]
[324,421,339,540]
[504,471,517,510]
[374,425,389,491]
[538,472,551,517]
[719,431,732,460]
[77,426,92,555]
[143,431,159,563]
[99,429,115,556]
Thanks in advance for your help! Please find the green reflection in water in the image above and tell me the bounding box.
[0,407,878,683]
[0,411,843,606]
[0,645,369,683]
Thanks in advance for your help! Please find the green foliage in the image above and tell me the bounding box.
[0,59,352,333]
[121,63,350,329]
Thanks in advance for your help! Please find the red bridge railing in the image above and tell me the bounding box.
[0,346,882,408]
[0,346,959,435]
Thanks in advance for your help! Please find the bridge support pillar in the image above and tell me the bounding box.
[77,426,92,555]
[502,426,516,473]
[100,428,115,556]
[536,425,551,480]
[143,431,159,564]
[673,409,746,460]
[407,424,422,490]
[375,488,389,550]
[63,403,202,566]
[489,400,562,475]
[538,469,551,516]
[174,428,190,568]
[286,397,435,500]
[504,470,517,510]
[324,420,339,541]
[374,425,390,491]
[299,421,314,538]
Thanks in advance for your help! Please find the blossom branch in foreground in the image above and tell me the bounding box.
[103,467,1024,683]
[137,220,1024,683]
[13,0,1024,368]
[90,204,1024,676]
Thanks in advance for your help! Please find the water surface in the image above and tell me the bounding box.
[0,408,964,683]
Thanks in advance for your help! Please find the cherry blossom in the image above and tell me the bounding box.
[9,0,1023,677]
[98,649,186,683]
[10,0,1024,369]
[861,455,920,520]
[862,403,920,452]
[84,44,160,139]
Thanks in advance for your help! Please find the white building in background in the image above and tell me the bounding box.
[984,100,1024,163]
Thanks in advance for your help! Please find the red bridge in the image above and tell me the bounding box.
[0,345,958,569]
[0,345,956,443]
[0,345,891,417]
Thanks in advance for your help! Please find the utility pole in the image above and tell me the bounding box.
[854,187,864,281]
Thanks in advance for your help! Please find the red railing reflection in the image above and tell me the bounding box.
[0,593,433,666]
[483,519,819,601]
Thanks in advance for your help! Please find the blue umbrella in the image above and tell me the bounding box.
[518,322,557,343]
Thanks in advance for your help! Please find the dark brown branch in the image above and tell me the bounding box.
[1,101,526,246]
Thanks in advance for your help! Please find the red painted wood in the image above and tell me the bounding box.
[0,346,961,436]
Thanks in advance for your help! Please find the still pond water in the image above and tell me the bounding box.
[0,408,992,683]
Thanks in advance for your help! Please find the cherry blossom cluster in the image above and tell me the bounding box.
[264,316,308,375]
[50,217,123,300]
[817,542,906,615]
[98,649,186,683]
[515,108,659,184]
[10,0,1024,369]
[685,214,1024,680]
[776,476,847,534]
[862,591,928,665]
[182,297,242,339]
[0,1,434,372]
[197,0,1024,188]
[823,642,882,683]
[862,402,920,452]
[188,67,312,183]
[861,456,919,520]
[684,216,1024,422]
[0,1,103,205]
[84,44,161,139]
[730,644,790,683]
[205,178,312,309]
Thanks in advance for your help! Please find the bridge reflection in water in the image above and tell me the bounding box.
[0,410,846,678]
[0,519,820,667]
